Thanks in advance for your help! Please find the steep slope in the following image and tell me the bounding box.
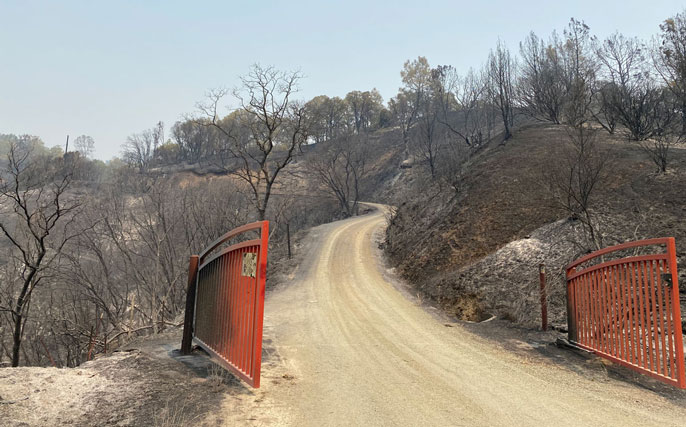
[386,123,686,326]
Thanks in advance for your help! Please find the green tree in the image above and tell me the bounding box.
[344,89,384,133]
[305,95,350,142]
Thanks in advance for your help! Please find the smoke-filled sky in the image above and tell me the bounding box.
[0,0,680,159]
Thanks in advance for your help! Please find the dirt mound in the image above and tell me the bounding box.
[0,330,259,426]
[426,219,580,326]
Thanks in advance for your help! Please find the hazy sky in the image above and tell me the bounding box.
[0,0,680,159]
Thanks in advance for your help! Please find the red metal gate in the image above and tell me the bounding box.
[566,238,685,388]
[182,221,269,388]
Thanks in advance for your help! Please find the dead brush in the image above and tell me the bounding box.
[152,398,200,427]
[206,362,228,391]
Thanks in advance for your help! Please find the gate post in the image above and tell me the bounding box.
[566,267,577,342]
[181,255,199,355]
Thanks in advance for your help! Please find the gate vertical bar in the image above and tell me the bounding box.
[655,261,668,375]
[567,269,577,342]
[181,255,199,354]
[251,220,269,388]
[648,261,660,374]
[667,238,685,388]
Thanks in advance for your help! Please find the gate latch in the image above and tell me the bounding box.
[661,273,673,287]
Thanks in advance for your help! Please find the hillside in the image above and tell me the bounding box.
[385,123,686,327]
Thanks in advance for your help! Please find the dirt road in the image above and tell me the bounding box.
[242,205,686,426]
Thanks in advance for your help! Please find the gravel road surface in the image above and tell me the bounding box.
[258,204,686,426]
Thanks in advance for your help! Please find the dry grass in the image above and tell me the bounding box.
[152,398,200,427]
[206,361,230,392]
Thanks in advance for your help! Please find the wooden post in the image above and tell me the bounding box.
[87,313,102,361]
[86,326,95,361]
[286,223,292,260]
[128,295,135,338]
[539,263,548,331]
[39,337,57,368]
[181,255,199,354]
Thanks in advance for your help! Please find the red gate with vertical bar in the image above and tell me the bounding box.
[184,221,268,388]
[566,237,685,388]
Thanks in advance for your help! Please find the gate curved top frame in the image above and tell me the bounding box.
[198,221,268,264]
[566,237,674,275]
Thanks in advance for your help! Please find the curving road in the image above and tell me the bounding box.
[258,205,686,426]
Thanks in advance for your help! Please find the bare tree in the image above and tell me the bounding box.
[640,131,681,173]
[414,82,442,179]
[414,65,484,183]
[122,122,164,173]
[389,92,418,157]
[52,174,253,365]
[519,31,566,124]
[560,19,597,127]
[487,39,516,140]
[432,65,486,147]
[595,33,674,140]
[0,141,80,366]
[436,135,470,195]
[595,33,644,96]
[654,9,686,134]
[591,81,619,134]
[198,65,308,221]
[544,125,609,250]
[74,135,95,159]
[306,135,368,217]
